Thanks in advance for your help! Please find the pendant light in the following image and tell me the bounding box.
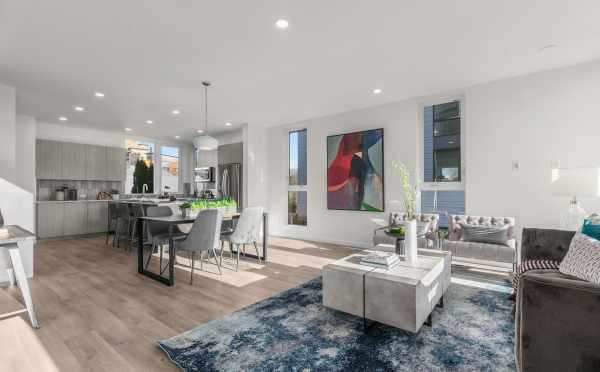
[193,81,218,151]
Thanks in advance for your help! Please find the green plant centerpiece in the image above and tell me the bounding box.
[180,197,238,218]
[391,161,419,265]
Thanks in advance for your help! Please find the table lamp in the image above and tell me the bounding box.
[551,167,600,230]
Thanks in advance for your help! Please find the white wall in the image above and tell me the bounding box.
[243,124,267,208]
[15,115,36,194]
[266,100,419,247]
[0,84,16,183]
[264,59,600,248]
[465,60,600,232]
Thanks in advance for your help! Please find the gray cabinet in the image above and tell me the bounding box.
[85,145,107,180]
[36,140,62,179]
[86,201,108,234]
[36,203,64,238]
[61,142,86,180]
[106,147,126,181]
[63,202,88,236]
[218,142,243,165]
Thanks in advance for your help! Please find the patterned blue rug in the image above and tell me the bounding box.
[159,277,515,371]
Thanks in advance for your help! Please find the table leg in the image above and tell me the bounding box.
[437,295,444,308]
[137,217,144,274]
[168,225,175,286]
[425,313,432,327]
[8,244,39,328]
[262,212,268,262]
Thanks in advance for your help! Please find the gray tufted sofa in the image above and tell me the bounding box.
[442,214,517,267]
[373,213,439,249]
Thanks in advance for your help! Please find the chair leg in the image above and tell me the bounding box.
[145,243,155,269]
[253,242,261,263]
[242,244,246,256]
[190,252,195,285]
[229,241,233,258]
[211,247,222,275]
[159,243,164,273]
[236,244,240,272]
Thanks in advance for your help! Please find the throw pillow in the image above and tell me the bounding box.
[559,232,600,285]
[582,219,600,240]
[459,223,510,246]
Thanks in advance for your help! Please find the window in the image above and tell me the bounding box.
[126,140,155,194]
[288,129,307,226]
[421,101,465,227]
[160,146,180,193]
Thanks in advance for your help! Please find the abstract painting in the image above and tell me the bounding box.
[327,128,384,211]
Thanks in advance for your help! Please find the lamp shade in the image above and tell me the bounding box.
[551,167,600,197]
[193,136,218,151]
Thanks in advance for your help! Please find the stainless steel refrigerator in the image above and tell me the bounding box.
[219,163,242,211]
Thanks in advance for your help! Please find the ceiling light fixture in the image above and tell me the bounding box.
[58,116,68,121]
[225,122,232,127]
[275,19,289,29]
[175,135,180,139]
[197,129,204,133]
[74,106,84,112]
[146,120,153,124]
[373,88,382,94]
[172,109,180,115]
[193,81,218,151]
[125,127,132,132]
[94,92,105,98]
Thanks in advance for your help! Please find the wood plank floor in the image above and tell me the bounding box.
[0,235,359,372]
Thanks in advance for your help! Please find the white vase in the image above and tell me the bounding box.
[404,219,418,265]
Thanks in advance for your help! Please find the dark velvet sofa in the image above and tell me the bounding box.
[516,228,600,372]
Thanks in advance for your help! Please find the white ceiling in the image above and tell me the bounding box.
[1,0,599,141]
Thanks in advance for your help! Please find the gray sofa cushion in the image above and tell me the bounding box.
[559,232,600,285]
[442,239,515,263]
[459,223,510,246]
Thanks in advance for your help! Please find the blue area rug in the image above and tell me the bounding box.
[159,277,515,371]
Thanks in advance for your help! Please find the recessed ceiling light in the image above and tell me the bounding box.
[225,122,232,127]
[175,135,180,139]
[146,120,153,124]
[58,116,68,121]
[74,106,84,112]
[125,127,132,132]
[373,88,382,94]
[94,92,105,98]
[172,109,180,115]
[275,19,289,29]
[197,129,204,133]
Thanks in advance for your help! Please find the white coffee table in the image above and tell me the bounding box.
[322,248,451,333]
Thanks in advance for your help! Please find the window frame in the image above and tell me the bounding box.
[158,144,182,194]
[125,139,158,195]
[419,96,466,193]
[287,128,308,227]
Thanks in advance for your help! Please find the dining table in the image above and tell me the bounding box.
[137,211,268,286]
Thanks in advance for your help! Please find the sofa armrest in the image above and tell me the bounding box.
[516,270,600,372]
[520,228,575,262]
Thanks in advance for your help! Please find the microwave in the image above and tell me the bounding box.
[194,167,214,182]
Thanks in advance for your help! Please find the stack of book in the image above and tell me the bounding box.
[360,251,400,269]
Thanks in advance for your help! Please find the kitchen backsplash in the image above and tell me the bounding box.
[37,180,123,201]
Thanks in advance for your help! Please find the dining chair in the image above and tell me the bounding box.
[105,202,119,245]
[220,206,264,271]
[113,203,132,250]
[128,203,146,249]
[174,208,223,283]
[144,206,187,273]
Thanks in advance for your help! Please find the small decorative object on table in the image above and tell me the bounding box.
[392,161,418,265]
[179,202,192,218]
[360,251,400,269]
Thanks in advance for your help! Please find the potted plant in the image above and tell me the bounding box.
[179,201,192,218]
[392,161,418,265]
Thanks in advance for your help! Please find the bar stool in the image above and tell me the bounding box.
[128,203,146,250]
[105,202,119,245]
[113,203,132,250]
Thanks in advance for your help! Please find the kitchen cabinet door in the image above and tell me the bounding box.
[230,142,243,163]
[86,201,108,234]
[218,145,230,165]
[106,147,126,181]
[85,145,107,180]
[61,142,86,180]
[36,140,62,179]
[64,202,88,236]
[36,203,64,238]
